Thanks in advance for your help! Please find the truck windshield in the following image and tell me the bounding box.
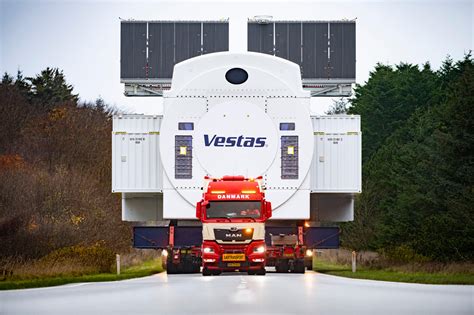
[206,201,261,219]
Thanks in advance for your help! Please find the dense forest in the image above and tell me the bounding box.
[0,55,472,270]
[0,69,130,269]
[340,55,473,262]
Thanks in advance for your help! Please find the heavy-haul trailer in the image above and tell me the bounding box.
[131,174,340,275]
[115,19,360,275]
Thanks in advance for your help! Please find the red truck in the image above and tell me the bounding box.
[196,175,271,275]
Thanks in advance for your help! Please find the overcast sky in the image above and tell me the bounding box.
[1,0,472,114]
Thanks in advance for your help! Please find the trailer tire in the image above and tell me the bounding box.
[293,260,305,274]
[275,260,289,273]
[167,263,178,274]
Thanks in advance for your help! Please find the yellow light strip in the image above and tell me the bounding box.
[241,190,256,194]
[211,190,226,194]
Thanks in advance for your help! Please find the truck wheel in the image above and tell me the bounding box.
[202,267,212,276]
[212,269,222,276]
[256,268,266,276]
[248,270,256,275]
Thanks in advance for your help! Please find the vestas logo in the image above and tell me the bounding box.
[204,135,266,148]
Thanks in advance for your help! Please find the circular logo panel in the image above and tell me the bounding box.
[195,100,278,178]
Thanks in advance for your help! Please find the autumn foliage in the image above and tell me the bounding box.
[0,69,130,273]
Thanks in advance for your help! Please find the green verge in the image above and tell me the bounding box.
[0,258,163,290]
[313,259,474,285]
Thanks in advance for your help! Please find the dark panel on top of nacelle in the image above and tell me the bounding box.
[203,23,229,54]
[175,23,202,64]
[247,20,355,82]
[248,23,273,55]
[120,22,147,79]
[123,21,229,81]
[302,23,329,79]
[275,22,302,66]
[329,22,356,79]
[148,22,175,78]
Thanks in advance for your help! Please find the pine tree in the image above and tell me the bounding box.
[27,67,78,110]
[326,98,349,115]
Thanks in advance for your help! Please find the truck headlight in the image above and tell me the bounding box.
[305,249,313,257]
[203,247,214,254]
[253,246,265,253]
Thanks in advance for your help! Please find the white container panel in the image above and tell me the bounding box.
[311,115,361,193]
[112,133,163,192]
[312,115,360,133]
[113,115,162,133]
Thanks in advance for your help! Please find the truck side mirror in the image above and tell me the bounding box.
[196,200,209,219]
[265,201,272,219]
[196,201,202,219]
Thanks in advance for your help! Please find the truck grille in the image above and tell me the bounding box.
[214,229,253,242]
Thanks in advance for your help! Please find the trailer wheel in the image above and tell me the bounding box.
[202,267,212,276]
[167,263,177,274]
[293,259,305,274]
[275,260,289,273]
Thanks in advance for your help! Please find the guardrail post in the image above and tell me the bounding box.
[351,251,356,273]
[116,254,121,275]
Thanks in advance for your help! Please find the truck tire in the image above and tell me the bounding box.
[202,267,212,276]
[256,268,266,276]
[248,269,256,275]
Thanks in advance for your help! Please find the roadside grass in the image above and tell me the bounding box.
[0,258,163,290]
[313,259,474,285]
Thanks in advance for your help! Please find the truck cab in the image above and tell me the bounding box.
[196,176,272,275]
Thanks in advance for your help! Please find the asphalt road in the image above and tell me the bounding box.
[0,271,472,315]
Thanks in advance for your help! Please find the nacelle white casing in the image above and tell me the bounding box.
[112,52,361,222]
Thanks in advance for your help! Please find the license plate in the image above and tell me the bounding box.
[284,253,294,257]
[222,253,246,261]
[227,263,241,267]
